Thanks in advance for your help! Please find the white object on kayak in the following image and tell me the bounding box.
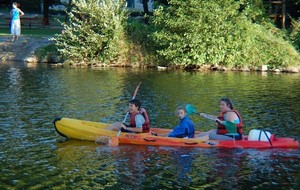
[248,129,272,141]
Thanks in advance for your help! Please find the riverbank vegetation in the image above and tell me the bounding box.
[51,0,128,65]
[48,0,300,70]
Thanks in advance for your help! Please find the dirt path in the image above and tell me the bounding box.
[0,35,53,62]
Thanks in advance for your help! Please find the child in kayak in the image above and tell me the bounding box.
[106,99,150,133]
[153,106,195,138]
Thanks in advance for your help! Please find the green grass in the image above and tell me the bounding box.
[0,12,64,36]
[0,28,62,36]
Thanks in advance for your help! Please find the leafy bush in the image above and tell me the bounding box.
[150,0,300,68]
[51,0,128,64]
[125,17,157,65]
[35,44,61,63]
[289,18,300,51]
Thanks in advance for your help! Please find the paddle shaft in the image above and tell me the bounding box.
[202,112,239,133]
[186,104,216,121]
[197,113,217,122]
[186,104,237,133]
[117,82,142,137]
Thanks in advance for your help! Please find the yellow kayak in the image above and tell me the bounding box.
[53,117,299,149]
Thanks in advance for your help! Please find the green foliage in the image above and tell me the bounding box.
[125,18,157,65]
[289,18,300,51]
[51,0,128,64]
[150,0,300,67]
[35,44,62,62]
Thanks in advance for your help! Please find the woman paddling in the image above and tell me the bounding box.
[195,97,243,140]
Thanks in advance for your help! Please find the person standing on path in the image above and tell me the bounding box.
[10,2,24,42]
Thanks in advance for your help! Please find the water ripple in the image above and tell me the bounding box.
[0,65,299,189]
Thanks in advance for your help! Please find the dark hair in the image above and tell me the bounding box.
[13,2,19,7]
[221,97,234,109]
[176,105,187,113]
[129,99,141,110]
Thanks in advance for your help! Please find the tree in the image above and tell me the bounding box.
[150,0,300,67]
[139,0,169,15]
[140,0,150,23]
[64,0,73,22]
[138,0,169,23]
[42,0,61,25]
[52,0,128,64]
[141,0,150,15]
[42,0,50,25]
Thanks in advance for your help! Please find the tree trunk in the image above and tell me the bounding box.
[142,0,149,24]
[65,0,73,23]
[42,0,50,25]
[142,0,149,15]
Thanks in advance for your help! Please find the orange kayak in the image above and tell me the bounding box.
[53,117,299,149]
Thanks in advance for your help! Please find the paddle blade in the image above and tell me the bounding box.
[186,104,198,115]
[95,136,110,144]
[223,121,237,133]
[133,82,142,99]
[108,137,119,147]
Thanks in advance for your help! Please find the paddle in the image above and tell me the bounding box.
[185,104,237,133]
[108,82,142,147]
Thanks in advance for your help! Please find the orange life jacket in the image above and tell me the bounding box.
[217,110,243,135]
[129,108,150,133]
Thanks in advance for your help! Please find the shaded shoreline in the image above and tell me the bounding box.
[0,35,299,73]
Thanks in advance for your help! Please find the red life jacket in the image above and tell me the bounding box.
[129,108,150,133]
[217,110,243,135]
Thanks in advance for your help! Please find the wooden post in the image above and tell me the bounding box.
[267,0,286,28]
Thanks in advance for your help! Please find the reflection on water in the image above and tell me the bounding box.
[0,62,299,189]
[54,141,300,189]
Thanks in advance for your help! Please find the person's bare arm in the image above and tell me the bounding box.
[18,8,24,16]
[223,112,236,123]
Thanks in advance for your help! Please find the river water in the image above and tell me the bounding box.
[0,62,299,189]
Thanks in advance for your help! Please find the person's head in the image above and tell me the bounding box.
[12,2,19,8]
[176,106,187,119]
[220,97,234,112]
[128,99,141,113]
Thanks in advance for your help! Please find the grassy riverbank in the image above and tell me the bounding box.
[48,0,300,72]
[1,31,299,73]
[1,1,300,72]
[0,28,62,36]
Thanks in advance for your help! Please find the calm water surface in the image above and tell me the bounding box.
[0,62,299,189]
